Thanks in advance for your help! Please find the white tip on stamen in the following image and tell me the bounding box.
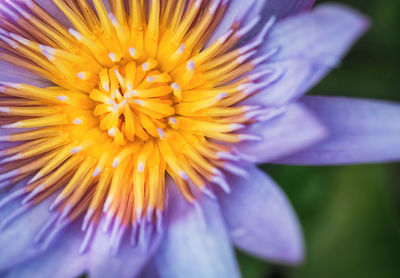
[212,176,231,194]
[0,107,10,113]
[108,127,117,136]
[92,167,102,177]
[187,60,195,71]
[68,28,82,40]
[171,83,180,90]
[108,13,118,26]
[179,171,189,181]
[2,122,19,128]
[236,16,261,38]
[0,82,21,89]
[10,33,29,45]
[39,45,55,60]
[77,71,87,80]
[230,123,246,131]
[142,62,150,71]
[147,76,155,82]
[251,48,280,66]
[112,158,120,168]
[77,72,85,80]
[57,95,68,102]
[102,82,110,92]
[237,50,256,64]
[70,146,82,154]
[109,53,119,62]
[238,134,262,142]
[217,151,240,161]
[0,135,10,142]
[194,0,202,8]
[217,29,234,44]
[82,208,95,231]
[201,186,217,200]
[73,118,83,125]
[126,90,137,97]
[134,99,144,105]
[113,69,124,83]
[103,196,113,213]
[209,0,219,14]
[0,169,19,182]
[224,163,249,178]
[157,128,166,139]
[169,117,177,125]
[137,162,144,172]
[216,92,228,100]
[129,47,137,58]
[0,34,18,49]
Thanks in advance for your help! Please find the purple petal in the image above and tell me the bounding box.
[210,0,316,44]
[5,222,88,278]
[0,187,53,271]
[260,0,315,20]
[0,60,48,87]
[208,0,265,45]
[140,261,161,278]
[243,58,319,107]
[217,166,304,265]
[235,102,327,163]
[34,0,73,28]
[87,220,163,278]
[151,178,240,278]
[6,218,162,278]
[278,96,400,165]
[247,4,369,106]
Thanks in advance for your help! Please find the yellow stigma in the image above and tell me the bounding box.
[0,0,276,249]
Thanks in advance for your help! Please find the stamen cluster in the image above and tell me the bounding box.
[0,0,277,252]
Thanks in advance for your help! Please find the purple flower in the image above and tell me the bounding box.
[0,1,397,278]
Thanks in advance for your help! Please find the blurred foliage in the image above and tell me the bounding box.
[238,0,400,277]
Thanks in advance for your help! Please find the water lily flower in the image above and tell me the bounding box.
[1,1,398,278]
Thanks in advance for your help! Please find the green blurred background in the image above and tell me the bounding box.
[239,0,400,277]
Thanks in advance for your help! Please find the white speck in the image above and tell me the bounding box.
[169,117,177,125]
[102,83,110,92]
[186,60,195,71]
[142,62,149,71]
[0,107,11,113]
[68,28,82,40]
[108,127,117,136]
[92,167,102,177]
[70,146,82,154]
[178,44,185,53]
[57,95,68,102]
[129,47,136,57]
[112,158,120,168]
[109,52,118,62]
[73,118,82,125]
[179,171,189,181]
[137,163,144,172]
[77,72,86,80]
[171,83,180,90]
[216,92,227,100]
[108,13,118,26]
[157,128,166,139]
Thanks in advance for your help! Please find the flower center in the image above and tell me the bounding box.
[89,59,175,144]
